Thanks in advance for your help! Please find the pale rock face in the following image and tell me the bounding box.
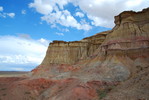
[101,8,149,58]
[41,32,108,65]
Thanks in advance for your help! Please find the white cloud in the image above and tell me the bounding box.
[0,6,15,18]
[0,6,3,12]
[75,12,84,18]
[21,10,26,14]
[38,38,51,46]
[0,13,15,18]
[55,32,64,36]
[29,0,149,28]
[29,0,92,31]
[41,9,92,30]
[29,0,54,15]
[88,15,114,28]
[75,0,149,28]
[0,35,50,71]
[125,0,144,8]
[7,13,15,18]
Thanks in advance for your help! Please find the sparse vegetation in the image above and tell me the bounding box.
[96,86,115,100]
[97,89,107,99]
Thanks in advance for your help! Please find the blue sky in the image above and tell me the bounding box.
[0,0,149,71]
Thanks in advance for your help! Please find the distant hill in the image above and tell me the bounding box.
[0,71,28,77]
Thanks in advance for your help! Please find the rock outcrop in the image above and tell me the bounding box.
[41,31,108,65]
[101,8,149,58]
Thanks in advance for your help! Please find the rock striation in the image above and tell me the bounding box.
[101,8,149,58]
[41,31,108,65]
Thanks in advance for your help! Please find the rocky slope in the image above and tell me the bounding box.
[0,8,149,100]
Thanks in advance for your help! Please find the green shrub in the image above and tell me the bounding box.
[96,90,107,99]
[96,85,116,100]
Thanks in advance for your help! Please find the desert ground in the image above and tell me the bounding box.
[0,71,28,77]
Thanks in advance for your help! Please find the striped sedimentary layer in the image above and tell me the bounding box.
[101,8,149,58]
[41,32,107,65]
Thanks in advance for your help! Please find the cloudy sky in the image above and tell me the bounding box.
[0,0,148,71]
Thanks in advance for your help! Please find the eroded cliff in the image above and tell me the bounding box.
[28,8,149,100]
[101,8,149,58]
[41,31,108,65]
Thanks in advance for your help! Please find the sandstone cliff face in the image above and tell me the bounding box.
[41,32,108,65]
[101,8,149,58]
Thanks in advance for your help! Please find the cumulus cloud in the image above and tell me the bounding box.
[29,0,149,28]
[29,0,92,31]
[75,0,149,27]
[29,0,54,15]
[55,32,64,36]
[40,9,92,30]
[0,6,15,18]
[0,35,50,71]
